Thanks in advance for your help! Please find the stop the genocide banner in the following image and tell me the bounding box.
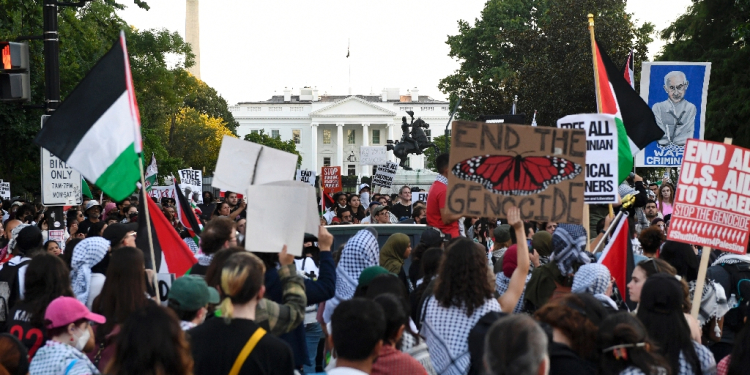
[667,139,750,254]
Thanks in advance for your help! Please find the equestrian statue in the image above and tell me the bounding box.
[386,111,440,170]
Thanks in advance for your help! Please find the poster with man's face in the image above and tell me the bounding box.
[636,62,711,167]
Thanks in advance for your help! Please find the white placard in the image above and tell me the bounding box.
[40,115,82,206]
[156,273,176,306]
[213,136,297,194]
[360,146,388,165]
[0,182,9,200]
[178,169,203,203]
[244,181,318,257]
[372,161,398,189]
[296,169,316,186]
[412,192,428,204]
[557,114,619,204]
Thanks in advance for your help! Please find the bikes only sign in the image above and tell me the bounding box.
[667,139,750,254]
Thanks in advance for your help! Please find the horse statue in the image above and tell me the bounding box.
[386,111,440,170]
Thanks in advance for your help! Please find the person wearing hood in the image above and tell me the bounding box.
[531,230,553,265]
[495,244,534,314]
[69,237,110,309]
[524,223,591,313]
[380,233,411,275]
[571,263,618,312]
[0,225,42,307]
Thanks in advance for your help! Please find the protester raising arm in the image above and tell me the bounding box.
[303,226,336,304]
[255,245,307,335]
[228,199,246,221]
[497,207,530,313]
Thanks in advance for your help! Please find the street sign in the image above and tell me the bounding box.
[41,115,82,206]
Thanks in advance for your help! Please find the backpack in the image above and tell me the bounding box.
[717,262,750,331]
[0,259,32,322]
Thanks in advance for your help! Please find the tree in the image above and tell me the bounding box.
[166,107,236,173]
[184,79,239,134]
[439,0,654,128]
[658,0,750,148]
[243,130,302,166]
[424,134,450,172]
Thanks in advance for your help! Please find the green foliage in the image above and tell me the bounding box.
[424,134,451,172]
[243,129,302,166]
[439,0,654,128]
[658,0,750,148]
[184,80,239,135]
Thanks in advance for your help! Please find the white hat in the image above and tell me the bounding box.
[359,184,370,192]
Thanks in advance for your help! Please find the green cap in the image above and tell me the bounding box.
[169,275,220,311]
[358,266,393,287]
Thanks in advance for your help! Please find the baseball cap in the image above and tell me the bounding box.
[45,296,106,329]
[359,184,370,192]
[368,201,381,208]
[493,224,511,243]
[169,275,221,311]
[419,228,445,247]
[372,205,389,216]
[102,223,138,246]
[358,266,393,287]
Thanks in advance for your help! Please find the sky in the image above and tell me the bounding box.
[117,0,692,105]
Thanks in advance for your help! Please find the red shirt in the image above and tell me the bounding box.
[371,345,428,375]
[426,176,459,238]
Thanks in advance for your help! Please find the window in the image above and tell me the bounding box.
[250,130,259,135]
[323,157,331,167]
[348,165,356,176]
[421,107,435,111]
[347,129,355,144]
[401,107,413,112]
[372,129,381,144]
[441,106,449,111]
[323,129,331,144]
[269,107,282,111]
[290,107,304,111]
[425,129,432,142]
[249,107,261,111]
[292,129,300,144]
[229,106,240,111]
[271,130,280,139]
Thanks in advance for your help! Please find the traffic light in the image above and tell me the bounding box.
[0,42,30,102]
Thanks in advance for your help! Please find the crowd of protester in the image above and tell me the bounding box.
[0,153,746,374]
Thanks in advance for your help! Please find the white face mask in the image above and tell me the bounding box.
[73,326,90,351]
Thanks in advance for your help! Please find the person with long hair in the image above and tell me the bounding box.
[348,194,366,223]
[408,228,444,288]
[105,304,193,375]
[658,183,675,216]
[88,247,151,372]
[421,207,529,375]
[411,247,443,327]
[189,251,294,374]
[598,313,669,375]
[717,302,750,375]
[4,253,74,359]
[637,273,716,375]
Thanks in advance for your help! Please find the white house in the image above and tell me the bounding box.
[229,87,450,176]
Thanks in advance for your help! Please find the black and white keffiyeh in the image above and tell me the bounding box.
[689,279,730,334]
[421,297,501,375]
[335,229,379,300]
[712,253,750,267]
[70,237,109,305]
[7,223,30,252]
[551,223,590,275]
[495,272,530,314]
[572,263,617,310]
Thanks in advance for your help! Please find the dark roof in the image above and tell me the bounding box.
[237,94,447,105]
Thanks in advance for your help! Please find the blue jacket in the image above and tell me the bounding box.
[264,251,336,368]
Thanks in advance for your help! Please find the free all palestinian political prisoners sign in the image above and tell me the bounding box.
[372,162,398,189]
[446,121,586,223]
[667,139,750,254]
[557,114,619,204]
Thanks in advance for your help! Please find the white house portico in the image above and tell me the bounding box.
[230,87,450,176]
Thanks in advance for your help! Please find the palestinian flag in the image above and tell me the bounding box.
[144,153,158,192]
[81,179,93,199]
[622,50,634,89]
[597,213,635,308]
[321,191,335,214]
[136,188,197,275]
[173,180,202,246]
[34,31,142,201]
[593,40,664,183]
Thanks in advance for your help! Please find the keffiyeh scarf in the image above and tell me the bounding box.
[495,272,531,313]
[7,223,30,253]
[572,263,617,310]
[551,224,590,276]
[689,279,730,335]
[70,237,109,305]
[335,229,379,300]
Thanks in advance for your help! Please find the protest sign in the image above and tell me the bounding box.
[0,182,9,200]
[446,121,586,223]
[360,146,388,165]
[157,273,175,306]
[245,181,319,257]
[557,114,619,204]
[372,162,398,189]
[148,186,176,200]
[412,192,428,204]
[213,136,297,193]
[321,166,342,195]
[178,169,203,203]
[296,169,316,186]
[667,139,750,254]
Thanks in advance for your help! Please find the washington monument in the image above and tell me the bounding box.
[186,0,200,79]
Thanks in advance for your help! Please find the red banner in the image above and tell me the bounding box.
[667,139,750,254]
[322,166,342,195]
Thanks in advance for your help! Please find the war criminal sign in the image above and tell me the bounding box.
[557,114,619,204]
[667,139,750,254]
[446,121,586,223]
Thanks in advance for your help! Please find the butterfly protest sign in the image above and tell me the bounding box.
[557,114,619,204]
[447,121,586,223]
[372,161,398,189]
[667,139,750,254]
[296,169,316,186]
[360,146,387,165]
[322,166,342,196]
[178,169,203,203]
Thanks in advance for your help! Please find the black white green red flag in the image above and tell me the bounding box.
[34,31,141,201]
[597,213,635,308]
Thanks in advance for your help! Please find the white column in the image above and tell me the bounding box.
[336,123,344,167]
[387,123,395,162]
[310,123,318,172]
[361,123,370,176]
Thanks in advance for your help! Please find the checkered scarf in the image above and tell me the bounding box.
[70,237,109,304]
[551,224,590,275]
[495,272,530,314]
[335,229,379,300]
[572,263,617,310]
[712,253,750,266]
[7,223,31,252]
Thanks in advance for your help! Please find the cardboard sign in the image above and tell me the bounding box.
[372,162,398,189]
[157,273,176,306]
[667,139,750,254]
[178,169,203,203]
[0,182,9,200]
[360,146,388,165]
[412,192,428,204]
[321,166,342,195]
[296,169,316,186]
[148,186,176,200]
[446,121,586,223]
[213,136,297,193]
[245,181,319,257]
[557,114,619,204]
